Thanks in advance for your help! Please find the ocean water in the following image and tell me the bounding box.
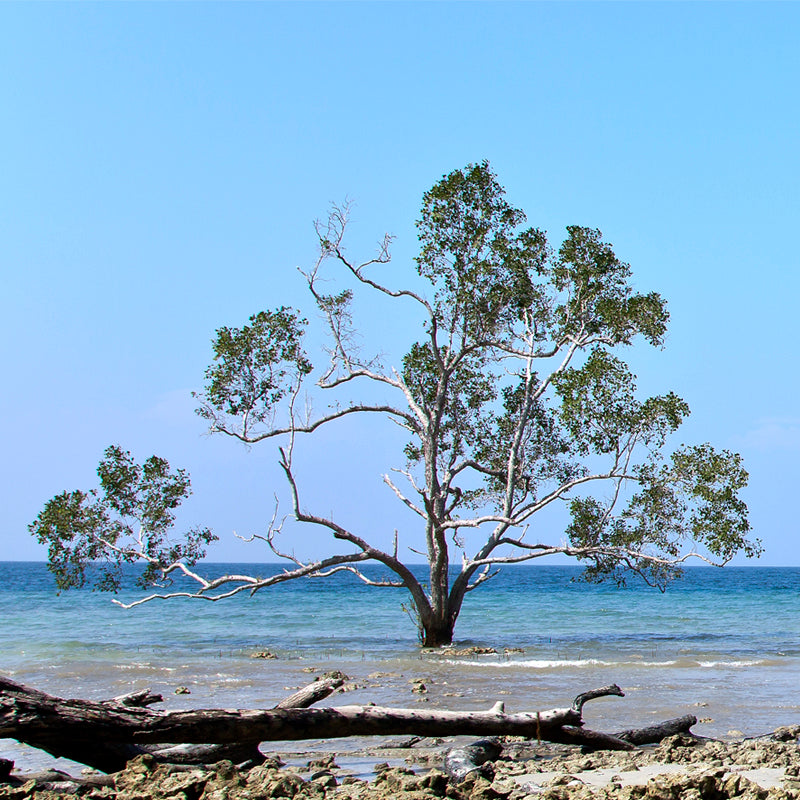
[2,562,800,772]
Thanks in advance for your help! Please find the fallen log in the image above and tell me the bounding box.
[571,684,625,714]
[1,675,590,772]
[1,676,694,778]
[1,688,582,744]
[98,687,267,769]
[409,690,640,782]
[105,688,165,708]
[0,768,116,793]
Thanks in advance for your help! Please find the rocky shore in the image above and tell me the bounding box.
[6,730,800,800]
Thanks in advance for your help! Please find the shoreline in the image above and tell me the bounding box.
[4,654,800,775]
[5,667,800,798]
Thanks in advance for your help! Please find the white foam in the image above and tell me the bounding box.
[443,657,770,669]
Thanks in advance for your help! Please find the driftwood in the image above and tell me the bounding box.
[0,674,345,774]
[0,676,695,777]
[614,714,698,745]
[274,672,346,709]
[0,768,116,793]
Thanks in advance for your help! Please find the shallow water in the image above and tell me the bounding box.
[2,562,800,772]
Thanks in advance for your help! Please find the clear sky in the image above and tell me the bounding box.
[3,2,799,565]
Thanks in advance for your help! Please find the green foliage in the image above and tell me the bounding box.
[555,349,690,455]
[472,381,579,501]
[416,161,550,341]
[555,226,668,347]
[401,164,694,520]
[403,162,756,617]
[197,308,312,426]
[568,444,756,587]
[29,445,216,591]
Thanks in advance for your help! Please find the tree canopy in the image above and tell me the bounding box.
[31,162,760,646]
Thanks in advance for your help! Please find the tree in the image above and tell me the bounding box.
[31,162,760,646]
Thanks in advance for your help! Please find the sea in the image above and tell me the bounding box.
[3,561,800,774]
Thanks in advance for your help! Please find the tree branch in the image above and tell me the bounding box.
[211,402,416,443]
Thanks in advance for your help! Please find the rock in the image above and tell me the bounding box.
[440,647,498,657]
[466,775,500,800]
[374,766,418,790]
[444,739,502,781]
[771,726,800,742]
[0,784,35,800]
[13,727,800,800]
[321,670,348,681]
[310,771,337,788]
[307,755,337,770]
[243,765,308,798]
[419,769,449,797]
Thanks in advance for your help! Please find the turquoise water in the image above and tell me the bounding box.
[3,562,800,770]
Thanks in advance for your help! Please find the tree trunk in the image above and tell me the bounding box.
[418,590,460,647]
[420,619,456,647]
[412,593,456,647]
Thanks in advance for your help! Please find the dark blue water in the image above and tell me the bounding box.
[3,562,800,770]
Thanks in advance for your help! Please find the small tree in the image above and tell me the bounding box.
[32,163,760,646]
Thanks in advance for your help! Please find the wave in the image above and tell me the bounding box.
[442,657,775,669]
[696,660,775,668]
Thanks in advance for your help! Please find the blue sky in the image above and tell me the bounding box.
[3,2,799,565]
